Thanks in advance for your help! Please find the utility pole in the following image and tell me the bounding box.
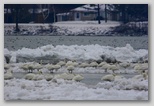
[121,4,126,24]
[32,4,35,22]
[52,4,56,23]
[105,4,107,23]
[98,4,101,24]
[15,5,20,32]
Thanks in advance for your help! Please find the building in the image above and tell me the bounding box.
[56,5,97,22]
[56,13,69,21]
[4,9,14,23]
[56,4,120,22]
[69,5,97,21]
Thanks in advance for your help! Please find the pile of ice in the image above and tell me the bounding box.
[4,44,148,63]
[4,21,120,36]
[4,78,148,100]
[126,21,148,28]
[96,78,148,91]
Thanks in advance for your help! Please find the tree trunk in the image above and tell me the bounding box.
[105,4,107,23]
[40,4,50,23]
[97,4,101,24]
[32,4,35,22]
[15,5,20,32]
[52,5,56,23]
[6,8,9,23]
[121,5,126,24]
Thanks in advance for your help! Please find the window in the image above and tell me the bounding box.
[84,12,90,16]
[76,13,79,18]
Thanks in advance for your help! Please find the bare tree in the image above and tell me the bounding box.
[32,4,35,22]
[15,5,20,32]
[51,4,56,23]
[5,8,9,23]
[97,4,101,24]
[105,4,107,23]
[38,4,50,23]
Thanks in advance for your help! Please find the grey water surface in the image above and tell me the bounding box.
[4,36,148,51]
[13,72,137,86]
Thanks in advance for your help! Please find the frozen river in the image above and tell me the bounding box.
[4,36,148,50]
[4,35,148,99]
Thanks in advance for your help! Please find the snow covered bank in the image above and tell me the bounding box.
[4,21,120,36]
[4,44,148,63]
[111,21,148,36]
[4,78,148,100]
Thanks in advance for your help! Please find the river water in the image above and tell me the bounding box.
[4,36,148,51]
[12,72,138,86]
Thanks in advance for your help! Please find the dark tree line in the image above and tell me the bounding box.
[4,4,148,32]
[91,4,148,24]
[113,4,148,23]
[4,4,84,32]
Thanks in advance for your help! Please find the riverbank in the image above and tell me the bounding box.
[4,21,120,36]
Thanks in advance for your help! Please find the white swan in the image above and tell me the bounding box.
[20,64,29,72]
[119,62,130,69]
[24,73,35,80]
[66,65,74,73]
[114,75,125,80]
[132,71,148,81]
[89,62,98,67]
[44,74,54,81]
[72,62,79,67]
[101,63,110,72]
[4,64,10,70]
[107,64,119,73]
[101,74,116,81]
[98,62,107,67]
[66,73,75,80]
[27,62,36,73]
[57,61,66,67]
[4,69,13,80]
[33,62,43,72]
[134,63,148,74]
[73,74,84,82]
[142,71,148,80]
[52,64,61,72]
[79,62,89,68]
[46,64,54,73]
[24,70,44,81]
[54,73,75,80]
[65,61,74,67]
[32,71,44,81]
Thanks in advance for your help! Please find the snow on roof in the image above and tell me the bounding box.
[71,4,117,12]
[71,4,97,12]
[28,9,48,14]
[56,12,70,16]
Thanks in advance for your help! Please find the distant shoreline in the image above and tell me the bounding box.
[4,21,148,36]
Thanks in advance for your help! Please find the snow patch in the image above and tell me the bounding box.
[4,78,148,100]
